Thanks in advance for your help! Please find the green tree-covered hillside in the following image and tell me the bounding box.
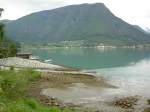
[5,3,150,46]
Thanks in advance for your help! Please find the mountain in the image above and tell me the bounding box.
[134,25,147,33]
[145,27,150,34]
[5,3,150,46]
[134,25,150,34]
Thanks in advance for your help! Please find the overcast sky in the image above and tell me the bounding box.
[0,0,150,29]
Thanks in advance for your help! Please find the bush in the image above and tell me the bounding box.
[21,68,41,81]
[49,107,62,112]
[0,23,19,58]
[9,66,14,70]
[24,98,38,109]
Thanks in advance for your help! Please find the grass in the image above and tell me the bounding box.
[0,69,41,99]
[0,69,74,112]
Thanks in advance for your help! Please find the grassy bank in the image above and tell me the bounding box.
[0,69,74,112]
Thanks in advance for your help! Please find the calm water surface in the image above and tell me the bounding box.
[23,48,150,69]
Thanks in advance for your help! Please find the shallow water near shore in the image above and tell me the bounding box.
[23,48,150,104]
[92,59,150,97]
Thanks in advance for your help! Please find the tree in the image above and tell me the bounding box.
[0,24,4,46]
[8,43,17,57]
[0,8,19,58]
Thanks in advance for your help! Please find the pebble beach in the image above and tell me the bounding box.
[0,57,65,70]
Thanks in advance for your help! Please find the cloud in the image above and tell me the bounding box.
[0,0,66,19]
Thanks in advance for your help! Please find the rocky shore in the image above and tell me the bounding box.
[0,57,149,112]
[27,71,150,112]
[27,72,106,109]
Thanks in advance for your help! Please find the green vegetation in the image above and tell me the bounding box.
[0,24,19,58]
[21,41,85,49]
[0,10,19,58]
[5,3,150,46]
[0,69,75,112]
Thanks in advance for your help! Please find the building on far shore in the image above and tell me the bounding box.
[16,53,32,59]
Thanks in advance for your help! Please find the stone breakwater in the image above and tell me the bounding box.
[0,57,64,70]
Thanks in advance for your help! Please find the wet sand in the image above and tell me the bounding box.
[28,71,115,105]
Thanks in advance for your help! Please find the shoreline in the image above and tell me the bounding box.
[0,57,150,112]
[0,57,78,71]
[21,45,150,51]
[28,70,150,112]
[21,42,150,50]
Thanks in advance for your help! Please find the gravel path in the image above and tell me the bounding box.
[0,57,64,70]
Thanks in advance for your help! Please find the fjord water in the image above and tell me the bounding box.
[25,48,150,69]
[25,48,150,98]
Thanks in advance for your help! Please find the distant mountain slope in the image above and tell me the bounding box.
[145,27,150,34]
[133,25,150,34]
[5,3,150,46]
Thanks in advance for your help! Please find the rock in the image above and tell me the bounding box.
[147,99,150,105]
[111,96,139,109]
[143,107,150,112]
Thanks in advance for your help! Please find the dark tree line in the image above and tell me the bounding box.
[0,8,20,58]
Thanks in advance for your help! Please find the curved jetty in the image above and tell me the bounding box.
[0,57,65,70]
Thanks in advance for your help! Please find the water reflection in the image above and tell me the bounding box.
[23,48,150,69]
[93,59,150,97]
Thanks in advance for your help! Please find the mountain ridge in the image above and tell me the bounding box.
[4,3,150,46]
